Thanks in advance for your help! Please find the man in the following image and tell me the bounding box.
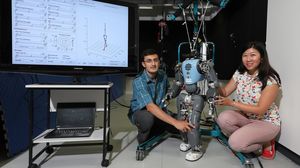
[128,49,193,144]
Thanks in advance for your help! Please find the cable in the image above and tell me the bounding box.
[257,156,264,168]
[113,98,130,108]
[104,75,130,109]
[172,0,194,18]
[192,1,209,51]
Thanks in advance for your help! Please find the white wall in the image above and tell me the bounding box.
[50,90,105,112]
[267,0,300,155]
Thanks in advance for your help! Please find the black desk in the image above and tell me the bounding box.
[26,83,113,168]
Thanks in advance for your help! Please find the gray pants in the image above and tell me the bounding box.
[217,110,280,153]
[132,109,178,144]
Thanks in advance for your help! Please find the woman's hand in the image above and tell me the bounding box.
[215,96,234,106]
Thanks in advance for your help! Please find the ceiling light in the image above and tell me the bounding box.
[138,5,153,10]
[163,4,174,7]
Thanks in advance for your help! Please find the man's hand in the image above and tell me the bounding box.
[174,120,195,132]
[146,103,194,132]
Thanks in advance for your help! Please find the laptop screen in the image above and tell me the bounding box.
[56,102,96,128]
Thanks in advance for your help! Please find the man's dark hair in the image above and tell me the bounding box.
[141,49,159,62]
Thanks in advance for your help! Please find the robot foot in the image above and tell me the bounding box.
[179,142,191,152]
[185,146,204,161]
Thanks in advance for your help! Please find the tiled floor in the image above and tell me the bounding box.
[1,92,299,168]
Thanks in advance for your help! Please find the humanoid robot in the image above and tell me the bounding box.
[164,42,219,161]
[137,0,257,166]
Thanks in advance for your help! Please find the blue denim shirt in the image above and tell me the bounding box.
[130,69,169,117]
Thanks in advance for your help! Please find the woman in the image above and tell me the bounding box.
[216,41,281,160]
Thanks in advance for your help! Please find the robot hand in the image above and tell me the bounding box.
[207,96,217,117]
[162,92,173,108]
[165,92,173,101]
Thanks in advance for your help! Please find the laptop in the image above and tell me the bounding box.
[45,102,96,138]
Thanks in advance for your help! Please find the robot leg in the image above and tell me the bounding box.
[187,95,205,149]
[176,92,188,143]
[176,92,188,120]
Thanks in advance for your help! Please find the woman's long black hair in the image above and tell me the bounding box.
[237,41,281,90]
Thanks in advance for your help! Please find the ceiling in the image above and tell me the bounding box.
[121,0,184,20]
[121,0,182,6]
[120,0,222,21]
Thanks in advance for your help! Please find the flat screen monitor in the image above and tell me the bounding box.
[0,0,139,75]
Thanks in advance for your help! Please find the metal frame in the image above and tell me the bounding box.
[26,83,113,168]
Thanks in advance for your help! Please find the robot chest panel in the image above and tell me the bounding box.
[182,59,204,84]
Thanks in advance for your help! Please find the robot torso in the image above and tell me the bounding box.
[182,59,204,85]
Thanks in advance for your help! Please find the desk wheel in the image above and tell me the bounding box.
[136,149,145,161]
[107,144,113,151]
[45,146,54,154]
[28,163,39,168]
[101,159,109,167]
[244,160,255,168]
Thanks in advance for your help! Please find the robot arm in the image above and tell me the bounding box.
[165,63,184,101]
[199,60,219,116]
[199,60,219,98]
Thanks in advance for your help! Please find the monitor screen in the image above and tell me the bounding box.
[0,0,139,74]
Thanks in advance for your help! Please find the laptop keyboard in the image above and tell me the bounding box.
[58,129,89,134]
[45,128,93,138]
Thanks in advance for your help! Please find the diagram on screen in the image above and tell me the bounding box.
[48,34,75,52]
[87,22,126,61]
[103,23,108,51]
